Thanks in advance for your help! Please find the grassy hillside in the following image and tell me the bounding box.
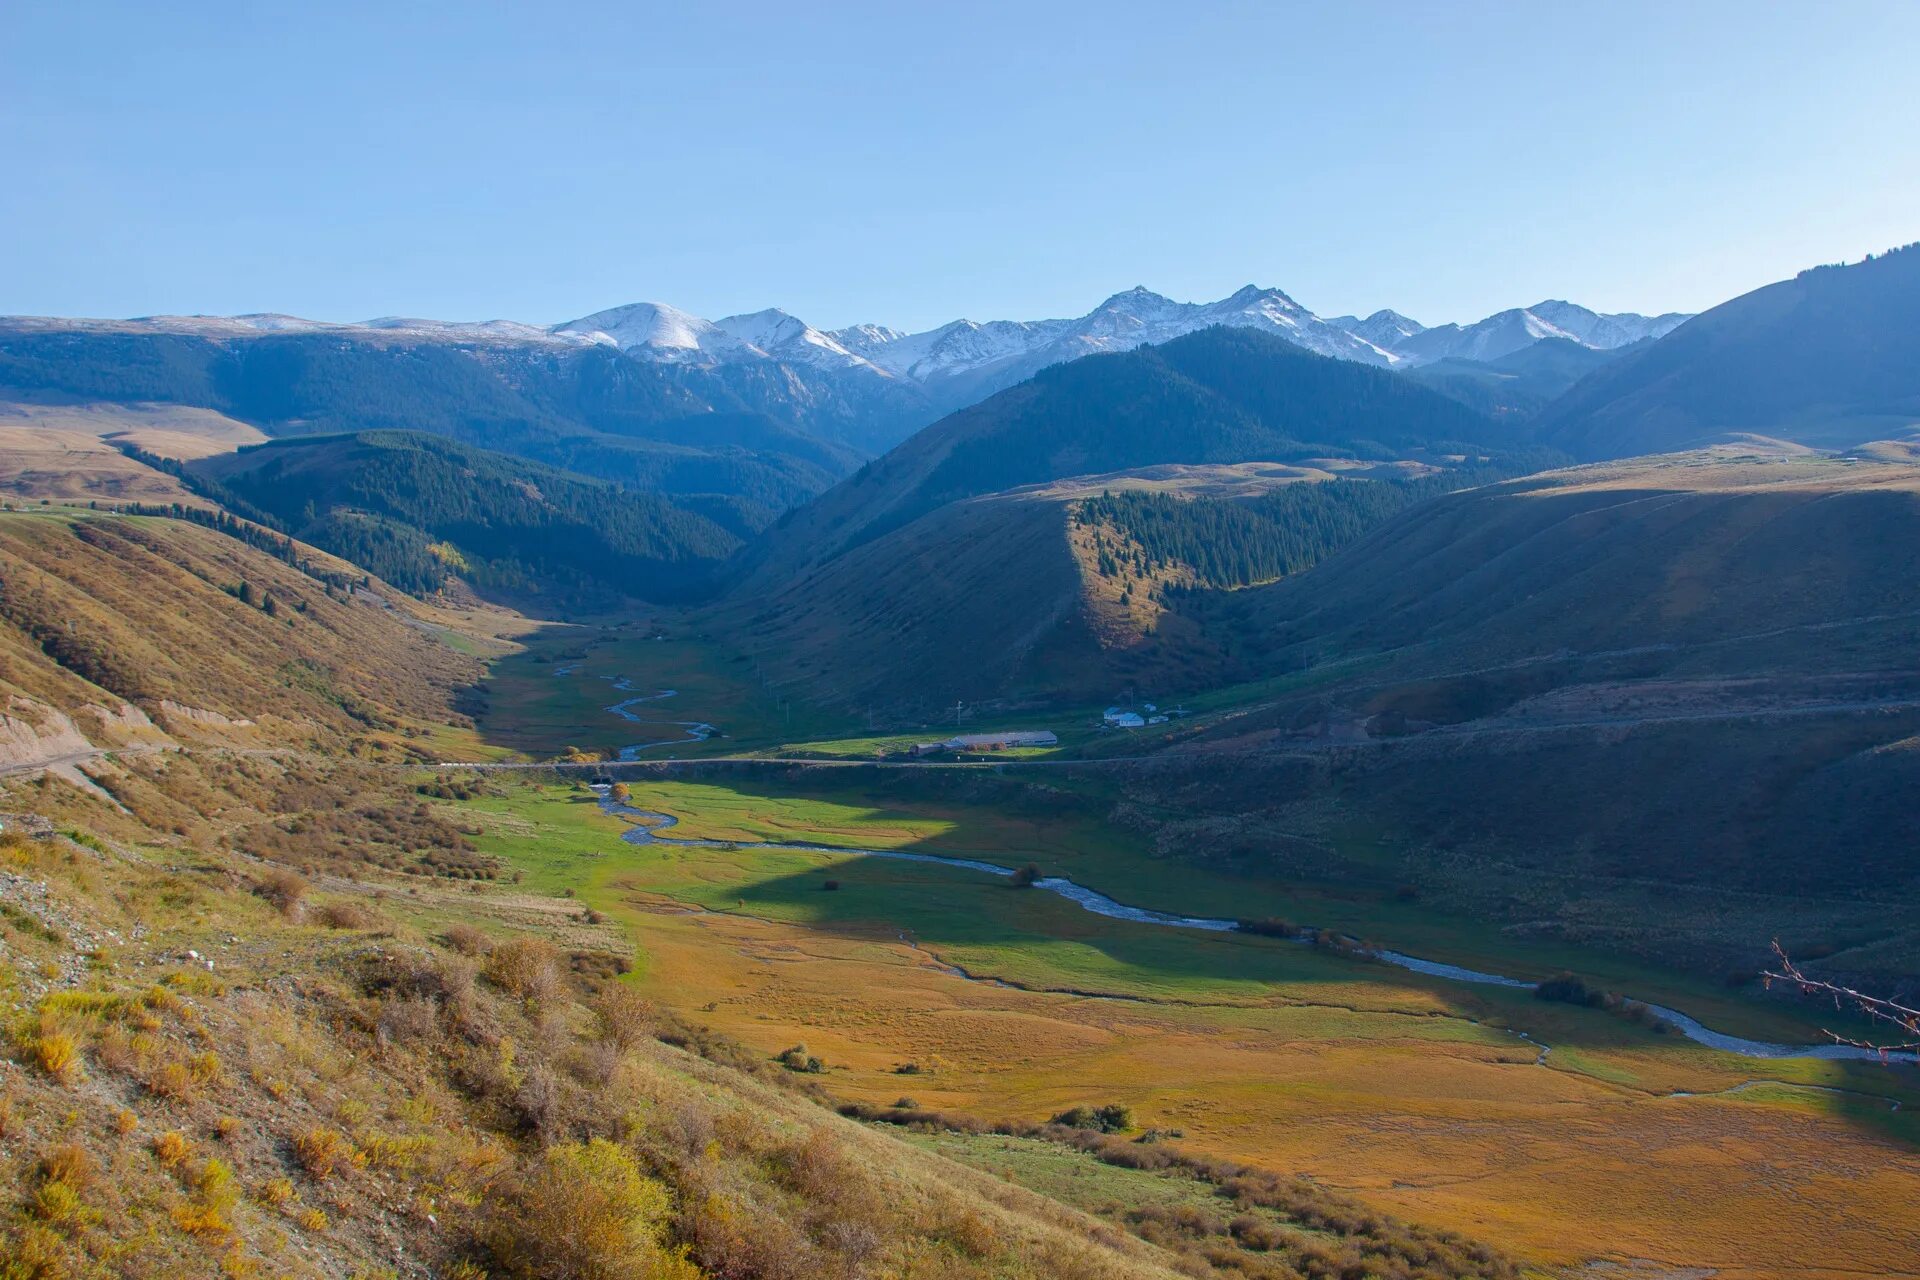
[0,817,1229,1280]
[0,429,205,506]
[0,506,1527,1280]
[1535,243,1920,457]
[1404,337,1625,420]
[1125,447,1920,986]
[0,330,868,523]
[191,431,740,606]
[0,399,268,460]
[0,509,482,751]
[728,451,1553,716]
[737,326,1508,592]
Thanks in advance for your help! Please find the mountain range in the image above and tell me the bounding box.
[2,286,1687,446]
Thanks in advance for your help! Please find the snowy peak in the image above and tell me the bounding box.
[711,308,883,374]
[551,301,737,360]
[1389,302,1690,366]
[1328,309,1427,349]
[9,286,1693,408]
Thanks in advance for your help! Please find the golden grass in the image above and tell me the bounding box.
[583,839,1920,1277]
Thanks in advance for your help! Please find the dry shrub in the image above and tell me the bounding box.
[488,1138,692,1280]
[593,984,657,1051]
[257,1176,296,1207]
[938,1207,1001,1259]
[154,1129,193,1168]
[514,1064,565,1145]
[291,1127,355,1180]
[31,1029,82,1084]
[96,1026,137,1072]
[678,1176,819,1280]
[147,1059,197,1101]
[377,994,440,1046]
[256,868,309,918]
[444,922,494,956]
[42,1143,96,1193]
[316,899,382,930]
[485,936,561,1002]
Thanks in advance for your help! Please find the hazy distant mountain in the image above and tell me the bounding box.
[0,284,1689,486]
[1405,337,1634,420]
[1535,245,1920,458]
[1389,303,1688,366]
[1325,309,1426,349]
[734,325,1509,592]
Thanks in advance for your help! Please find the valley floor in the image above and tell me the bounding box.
[441,652,1920,1277]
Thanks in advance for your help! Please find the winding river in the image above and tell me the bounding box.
[573,673,1910,1066]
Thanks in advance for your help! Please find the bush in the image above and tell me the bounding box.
[486,936,561,1002]
[256,868,309,918]
[444,922,494,956]
[487,1138,689,1280]
[777,1044,826,1074]
[593,984,657,1051]
[292,1127,355,1179]
[315,899,380,929]
[30,1030,82,1084]
[1049,1104,1133,1133]
[153,1130,193,1168]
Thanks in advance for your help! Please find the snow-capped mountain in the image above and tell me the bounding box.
[6,288,1692,446]
[1326,309,1426,349]
[1390,302,1689,366]
[814,285,1406,410]
[551,287,1686,404]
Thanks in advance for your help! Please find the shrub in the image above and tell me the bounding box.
[256,868,309,918]
[377,994,440,1046]
[485,937,561,1002]
[258,1176,296,1207]
[41,1144,95,1193]
[32,1176,93,1227]
[593,984,656,1051]
[316,899,380,930]
[1010,863,1041,888]
[1534,972,1601,1007]
[147,1059,197,1101]
[31,1030,82,1084]
[154,1130,193,1168]
[1049,1104,1133,1133]
[487,1138,685,1280]
[777,1044,826,1074]
[292,1127,355,1180]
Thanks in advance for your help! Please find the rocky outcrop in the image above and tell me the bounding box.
[0,696,95,772]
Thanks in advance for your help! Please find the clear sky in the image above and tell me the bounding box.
[3,2,1916,331]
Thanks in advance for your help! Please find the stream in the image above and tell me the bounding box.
[598,676,717,758]
[571,670,1910,1067]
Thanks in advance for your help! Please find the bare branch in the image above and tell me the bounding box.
[1763,940,1920,1058]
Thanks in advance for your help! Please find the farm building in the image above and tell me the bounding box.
[947,730,1058,750]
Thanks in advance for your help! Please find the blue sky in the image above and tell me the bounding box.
[3,2,1916,331]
